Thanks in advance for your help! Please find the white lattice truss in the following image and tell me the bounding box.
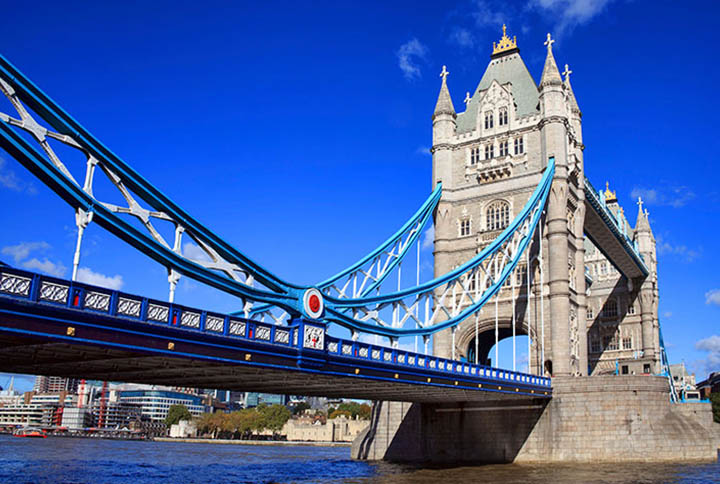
[0,76,260,313]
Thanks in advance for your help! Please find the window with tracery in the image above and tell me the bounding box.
[484,111,494,129]
[486,200,510,231]
[499,107,508,126]
[499,140,508,157]
[485,143,494,159]
[514,137,524,154]
[470,146,480,165]
[459,218,471,237]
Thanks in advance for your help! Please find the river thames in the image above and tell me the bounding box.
[1,435,718,483]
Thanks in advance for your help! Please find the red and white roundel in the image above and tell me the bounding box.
[303,288,324,319]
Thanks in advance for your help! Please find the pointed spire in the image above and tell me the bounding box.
[433,65,456,119]
[563,63,580,113]
[636,197,651,232]
[540,33,562,87]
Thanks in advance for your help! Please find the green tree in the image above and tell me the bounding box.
[259,404,291,432]
[292,401,311,415]
[165,404,192,427]
[329,409,352,419]
[710,392,720,424]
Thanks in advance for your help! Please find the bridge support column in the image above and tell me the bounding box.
[546,172,571,377]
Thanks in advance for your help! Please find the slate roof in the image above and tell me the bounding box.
[456,52,540,134]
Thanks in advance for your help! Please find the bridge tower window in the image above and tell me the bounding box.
[499,107,508,126]
[514,137,524,154]
[484,111,494,129]
[459,218,471,237]
[470,146,480,165]
[499,140,508,157]
[485,143,494,159]
[627,302,636,315]
[587,307,594,320]
[602,298,618,318]
[486,201,510,231]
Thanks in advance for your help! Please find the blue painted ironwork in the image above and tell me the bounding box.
[0,266,552,396]
[583,176,649,277]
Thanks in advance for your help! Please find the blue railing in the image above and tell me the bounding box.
[0,266,552,390]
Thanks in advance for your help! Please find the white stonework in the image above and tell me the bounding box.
[431,28,660,377]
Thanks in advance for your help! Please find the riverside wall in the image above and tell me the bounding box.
[352,375,719,463]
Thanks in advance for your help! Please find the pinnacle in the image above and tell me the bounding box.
[433,65,456,119]
[540,33,562,87]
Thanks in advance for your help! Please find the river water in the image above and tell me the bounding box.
[1,435,718,483]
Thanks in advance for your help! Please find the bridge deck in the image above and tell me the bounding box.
[0,268,551,403]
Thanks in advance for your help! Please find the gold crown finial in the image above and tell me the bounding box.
[492,24,517,55]
[604,181,617,203]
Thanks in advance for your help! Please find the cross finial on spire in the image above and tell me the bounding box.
[637,196,644,210]
[544,33,555,52]
[440,65,449,82]
[464,91,471,105]
[563,64,572,82]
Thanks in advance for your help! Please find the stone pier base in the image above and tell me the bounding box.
[351,376,720,463]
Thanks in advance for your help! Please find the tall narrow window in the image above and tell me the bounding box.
[470,146,480,165]
[602,298,618,318]
[499,140,508,157]
[627,302,636,315]
[484,111,494,130]
[485,143,494,159]
[514,137,524,154]
[459,218,471,237]
[622,332,633,350]
[499,107,508,126]
[486,200,510,231]
[587,307,594,320]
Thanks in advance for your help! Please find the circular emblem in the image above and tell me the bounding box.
[303,288,324,319]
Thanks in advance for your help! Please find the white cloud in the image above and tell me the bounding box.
[182,241,212,262]
[630,186,695,208]
[450,27,476,48]
[655,235,700,263]
[76,267,124,290]
[396,38,428,81]
[1,241,51,265]
[470,0,506,28]
[662,311,672,319]
[415,146,430,156]
[529,0,616,37]
[22,258,67,278]
[421,225,435,250]
[705,289,720,306]
[693,335,720,377]
[0,156,36,194]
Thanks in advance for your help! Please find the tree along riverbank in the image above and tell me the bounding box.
[153,437,351,447]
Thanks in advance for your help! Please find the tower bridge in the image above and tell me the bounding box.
[0,25,717,463]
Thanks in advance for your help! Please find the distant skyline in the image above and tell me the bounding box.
[1,0,719,391]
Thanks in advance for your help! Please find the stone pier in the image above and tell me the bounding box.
[352,376,720,463]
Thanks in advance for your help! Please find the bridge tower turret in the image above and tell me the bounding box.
[634,199,659,372]
[539,33,587,377]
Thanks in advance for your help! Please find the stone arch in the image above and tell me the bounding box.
[456,316,529,367]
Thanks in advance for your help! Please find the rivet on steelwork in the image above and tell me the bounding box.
[66,326,75,336]
[167,342,175,350]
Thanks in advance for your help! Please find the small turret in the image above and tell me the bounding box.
[540,33,562,88]
[432,65,456,189]
[432,65,456,141]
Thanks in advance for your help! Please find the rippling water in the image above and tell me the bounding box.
[1,435,718,483]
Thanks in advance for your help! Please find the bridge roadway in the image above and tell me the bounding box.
[0,267,551,403]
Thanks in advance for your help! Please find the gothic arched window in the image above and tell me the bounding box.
[486,200,510,231]
[484,111,494,130]
[499,107,508,126]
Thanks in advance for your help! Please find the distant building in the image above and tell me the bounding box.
[32,376,78,394]
[61,407,93,429]
[169,419,197,438]
[244,393,287,408]
[697,372,720,399]
[669,363,696,393]
[283,415,368,442]
[119,390,205,422]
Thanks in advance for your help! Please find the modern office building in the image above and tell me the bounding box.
[119,390,205,421]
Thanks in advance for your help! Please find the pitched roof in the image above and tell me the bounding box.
[456,52,539,134]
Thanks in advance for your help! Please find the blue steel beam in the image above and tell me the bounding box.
[0,267,552,400]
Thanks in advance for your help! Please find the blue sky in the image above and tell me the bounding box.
[1,0,719,392]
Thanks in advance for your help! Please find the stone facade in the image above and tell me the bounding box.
[283,415,368,442]
[352,376,720,463]
[431,26,660,377]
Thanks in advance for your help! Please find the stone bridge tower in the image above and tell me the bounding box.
[431,27,588,376]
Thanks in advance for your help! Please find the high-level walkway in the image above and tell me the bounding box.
[0,267,551,403]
